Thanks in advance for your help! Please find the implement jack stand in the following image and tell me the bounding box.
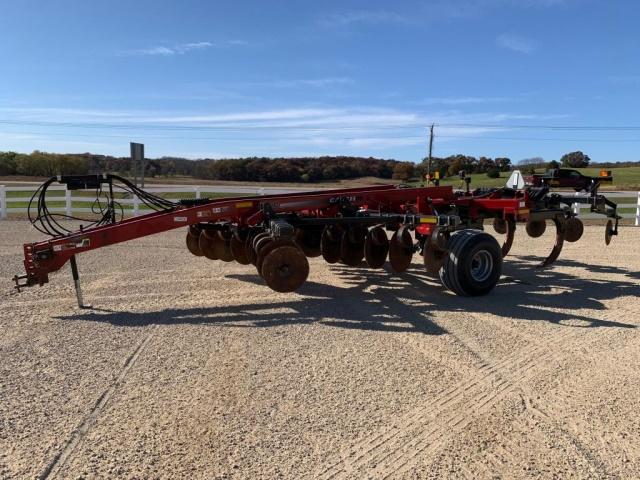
[69,255,92,309]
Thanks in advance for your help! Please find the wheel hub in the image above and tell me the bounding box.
[470,250,493,282]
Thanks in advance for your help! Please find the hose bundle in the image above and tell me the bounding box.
[28,175,178,237]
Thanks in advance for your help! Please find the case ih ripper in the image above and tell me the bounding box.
[14,170,620,308]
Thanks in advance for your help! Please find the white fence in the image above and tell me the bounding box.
[566,191,639,225]
[0,185,639,226]
[0,184,307,219]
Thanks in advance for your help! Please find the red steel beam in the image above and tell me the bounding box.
[22,185,457,285]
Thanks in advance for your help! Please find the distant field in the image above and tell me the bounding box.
[415,167,640,191]
[573,166,640,190]
[2,168,639,190]
[0,175,401,189]
[1,169,638,215]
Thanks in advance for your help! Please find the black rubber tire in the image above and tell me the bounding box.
[439,230,502,296]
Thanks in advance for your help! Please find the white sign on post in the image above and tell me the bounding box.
[130,142,145,187]
[506,170,525,190]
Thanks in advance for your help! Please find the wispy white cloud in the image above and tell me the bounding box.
[147,108,346,124]
[318,10,410,27]
[419,96,514,105]
[496,33,536,53]
[0,107,143,119]
[304,136,425,150]
[123,40,247,56]
[245,77,354,89]
[0,131,113,149]
[319,1,567,29]
[515,0,567,6]
[1,105,572,155]
[2,105,569,128]
[608,75,640,85]
[225,40,249,46]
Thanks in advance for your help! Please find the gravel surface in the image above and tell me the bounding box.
[1,222,639,479]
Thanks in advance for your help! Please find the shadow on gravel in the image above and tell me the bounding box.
[56,255,638,331]
[386,255,639,330]
[55,274,448,335]
[516,255,640,280]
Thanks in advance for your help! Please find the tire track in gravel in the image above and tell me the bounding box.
[318,268,624,479]
[400,303,633,479]
[370,340,571,480]
[476,330,635,478]
[317,323,577,480]
[38,329,157,480]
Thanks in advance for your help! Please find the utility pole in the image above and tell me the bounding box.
[427,123,434,183]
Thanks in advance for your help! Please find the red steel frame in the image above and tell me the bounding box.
[20,184,530,287]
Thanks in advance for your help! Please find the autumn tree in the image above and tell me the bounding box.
[560,151,590,168]
[392,162,415,182]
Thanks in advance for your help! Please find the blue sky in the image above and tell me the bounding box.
[1,0,639,162]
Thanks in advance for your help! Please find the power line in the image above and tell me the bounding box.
[0,119,427,132]
[2,118,640,132]
[436,134,640,142]
[0,129,428,142]
[438,123,640,131]
[4,128,640,144]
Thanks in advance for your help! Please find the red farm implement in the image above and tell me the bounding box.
[13,172,620,308]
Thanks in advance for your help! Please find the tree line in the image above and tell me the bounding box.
[517,151,594,174]
[0,150,514,182]
[1,149,628,183]
[418,154,512,178]
[0,151,403,181]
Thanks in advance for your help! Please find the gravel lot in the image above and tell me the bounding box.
[1,222,639,479]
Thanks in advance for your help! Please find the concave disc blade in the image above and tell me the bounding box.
[526,220,546,238]
[565,217,584,243]
[321,226,342,264]
[340,228,365,267]
[396,225,413,249]
[364,227,388,268]
[199,230,219,260]
[230,232,251,264]
[253,236,274,273]
[294,228,322,257]
[389,229,413,272]
[605,219,613,245]
[209,234,233,262]
[248,232,269,266]
[261,246,309,293]
[186,231,203,256]
[493,218,507,235]
[257,239,296,274]
[423,242,446,276]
